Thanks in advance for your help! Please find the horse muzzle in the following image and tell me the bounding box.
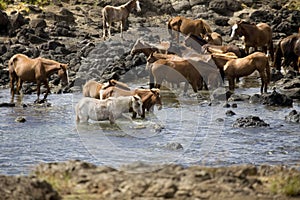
[157,104,162,110]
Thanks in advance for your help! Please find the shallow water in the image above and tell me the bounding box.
[0,76,299,175]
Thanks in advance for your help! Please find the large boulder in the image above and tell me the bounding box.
[233,115,270,128]
[285,110,300,123]
[209,0,242,16]
[0,10,10,35]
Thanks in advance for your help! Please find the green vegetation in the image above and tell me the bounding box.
[270,174,300,196]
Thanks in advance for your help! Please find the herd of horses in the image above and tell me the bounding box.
[7,0,300,124]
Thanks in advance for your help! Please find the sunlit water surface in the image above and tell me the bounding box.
[0,76,299,175]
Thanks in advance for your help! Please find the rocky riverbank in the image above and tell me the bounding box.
[0,160,299,199]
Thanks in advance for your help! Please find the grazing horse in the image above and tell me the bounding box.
[204,32,222,45]
[9,53,69,103]
[101,87,162,118]
[83,79,130,99]
[273,33,300,72]
[168,16,212,42]
[102,0,141,39]
[75,95,143,124]
[203,44,247,58]
[224,52,270,94]
[130,39,169,57]
[230,21,274,61]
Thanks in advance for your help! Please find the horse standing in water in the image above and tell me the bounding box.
[102,0,141,39]
[9,54,69,103]
[230,21,274,61]
[224,52,270,94]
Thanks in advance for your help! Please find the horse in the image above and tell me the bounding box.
[223,52,270,94]
[75,95,143,124]
[204,32,222,45]
[273,33,300,72]
[184,33,207,53]
[130,39,169,57]
[168,16,212,42]
[203,44,247,58]
[101,87,162,119]
[9,53,69,103]
[83,79,130,99]
[102,0,141,39]
[230,20,274,61]
[210,52,238,81]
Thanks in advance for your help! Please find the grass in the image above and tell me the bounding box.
[270,174,300,196]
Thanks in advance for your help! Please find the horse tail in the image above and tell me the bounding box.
[266,58,271,84]
[273,40,282,71]
[269,38,274,62]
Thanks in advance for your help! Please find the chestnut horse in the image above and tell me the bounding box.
[273,33,300,72]
[102,0,141,39]
[224,52,270,94]
[9,53,69,103]
[130,39,169,57]
[101,87,162,118]
[203,44,247,58]
[168,16,212,42]
[230,21,274,61]
[83,79,130,99]
[204,32,222,45]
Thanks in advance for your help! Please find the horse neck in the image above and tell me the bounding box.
[124,0,135,12]
[42,60,61,76]
[240,23,257,38]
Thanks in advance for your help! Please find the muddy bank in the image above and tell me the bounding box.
[0,160,299,199]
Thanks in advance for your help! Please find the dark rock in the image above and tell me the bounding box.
[9,12,27,36]
[30,18,47,29]
[0,175,61,200]
[15,116,26,123]
[165,142,183,150]
[0,10,10,35]
[262,90,293,107]
[171,0,191,12]
[233,115,269,128]
[285,110,300,123]
[223,103,230,108]
[226,110,236,116]
[0,102,15,107]
[231,103,237,108]
[209,0,242,16]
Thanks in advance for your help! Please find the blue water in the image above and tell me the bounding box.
[0,78,300,175]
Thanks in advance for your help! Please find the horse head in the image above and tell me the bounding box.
[127,0,141,12]
[130,38,145,55]
[58,63,69,86]
[150,88,162,110]
[131,94,143,116]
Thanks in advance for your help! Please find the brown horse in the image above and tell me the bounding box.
[102,0,141,39]
[101,87,162,118]
[204,32,222,45]
[130,39,169,57]
[83,79,130,99]
[224,52,270,93]
[230,21,274,61]
[9,53,69,103]
[273,33,300,72]
[203,44,247,58]
[168,16,212,42]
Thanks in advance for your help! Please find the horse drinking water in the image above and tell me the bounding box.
[102,0,141,39]
[9,53,69,103]
[75,95,143,124]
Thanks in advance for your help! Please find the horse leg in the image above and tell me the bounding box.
[35,81,41,103]
[16,79,23,95]
[183,81,189,94]
[43,80,51,101]
[228,77,235,92]
[108,23,112,38]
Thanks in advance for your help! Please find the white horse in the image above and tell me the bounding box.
[75,95,143,124]
[102,0,141,39]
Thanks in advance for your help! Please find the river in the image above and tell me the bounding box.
[0,76,299,175]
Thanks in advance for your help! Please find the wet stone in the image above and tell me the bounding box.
[226,110,236,116]
[233,116,269,128]
[285,110,300,123]
[15,116,26,123]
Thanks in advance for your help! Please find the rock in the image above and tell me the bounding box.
[285,110,300,123]
[9,12,27,36]
[211,88,233,101]
[228,93,251,101]
[170,0,191,12]
[15,116,26,123]
[0,102,15,107]
[30,18,47,29]
[209,0,242,16]
[233,115,269,128]
[231,103,237,108]
[0,10,10,35]
[165,142,183,150]
[0,175,61,200]
[226,110,236,116]
[262,90,293,107]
